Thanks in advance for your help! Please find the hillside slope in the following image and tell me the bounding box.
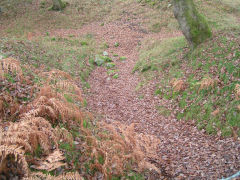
[0,0,239,179]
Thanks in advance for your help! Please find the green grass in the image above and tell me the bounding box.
[182,32,240,136]
[114,42,120,47]
[137,0,240,31]
[0,0,115,36]
[0,34,98,87]
[59,141,82,170]
[112,172,145,180]
[197,0,240,30]
[1,0,239,39]
[113,73,119,79]
[136,29,240,137]
[119,56,127,61]
[134,36,186,74]
[64,94,74,103]
[2,0,171,34]
[57,125,83,173]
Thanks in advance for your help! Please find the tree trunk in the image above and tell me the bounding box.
[173,0,212,48]
[52,0,65,11]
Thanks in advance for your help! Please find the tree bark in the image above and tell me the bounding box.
[173,0,212,48]
[52,0,65,11]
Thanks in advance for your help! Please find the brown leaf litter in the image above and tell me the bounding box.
[76,21,240,179]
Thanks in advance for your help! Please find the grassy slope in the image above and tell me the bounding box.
[0,0,239,135]
[0,0,239,132]
[0,35,97,89]
[0,0,239,176]
[0,0,177,89]
[135,0,240,137]
[0,0,117,89]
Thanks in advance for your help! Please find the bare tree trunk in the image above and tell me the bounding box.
[52,0,65,11]
[173,0,212,48]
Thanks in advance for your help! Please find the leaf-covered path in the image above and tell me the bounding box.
[52,19,240,179]
[79,21,240,179]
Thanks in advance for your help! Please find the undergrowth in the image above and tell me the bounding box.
[135,29,240,137]
[0,57,163,179]
[0,34,97,89]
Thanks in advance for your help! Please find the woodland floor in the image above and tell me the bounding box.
[48,18,240,179]
[1,1,240,179]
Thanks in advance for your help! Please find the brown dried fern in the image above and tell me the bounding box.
[0,60,164,178]
[22,87,84,125]
[198,77,215,90]
[31,150,66,171]
[24,171,83,180]
[0,60,85,178]
[0,57,23,80]
[42,69,72,82]
[0,144,29,178]
[1,117,58,154]
[170,78,186,92]
[54,126,74,145]
[81,122,162,178]
[235,84,240,100]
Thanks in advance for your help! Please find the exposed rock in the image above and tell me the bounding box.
[103,51,108,56]
[106,62,115,69]
[94,55,105,66]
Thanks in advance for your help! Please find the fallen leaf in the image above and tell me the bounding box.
[211,108,219,116]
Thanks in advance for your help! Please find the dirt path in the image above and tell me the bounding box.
[51,20,240,179]
[81,22,240,179]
